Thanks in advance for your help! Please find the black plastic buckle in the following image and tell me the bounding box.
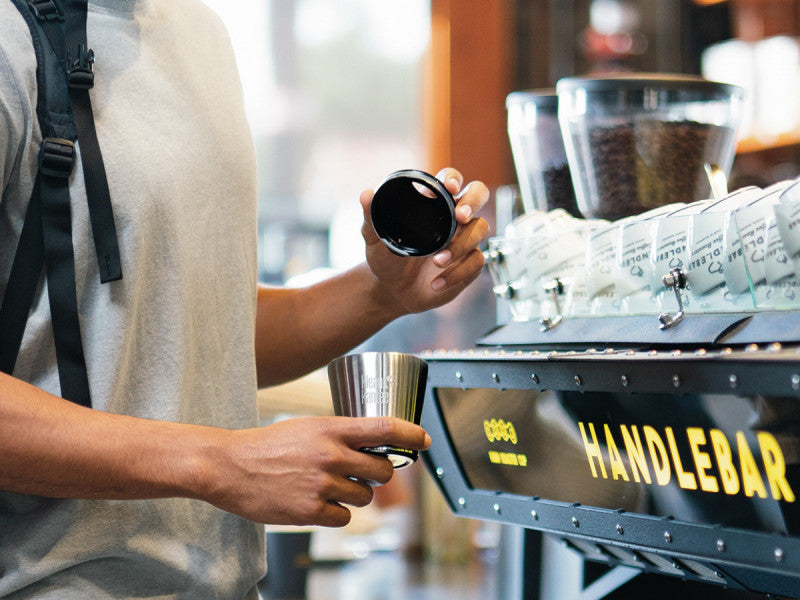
[39,138,75,178]
[68,44,94,90]
[28,0,64,21]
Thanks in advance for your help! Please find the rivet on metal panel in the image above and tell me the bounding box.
[792,374,800,390]
[457,497,466,508]
[616,524,624,535]
[435,467,444,479]
[493,503,501,514]
[531,373,539,384]
[672,375,681,388]
[664,531,672,543]
[775,548,785,562]
[531,510,538,520]
[745,343,759,352]
[620,375,629,387]
[695,348,706,356]
[572,517,579,527]
[455,371,463,382]
[574,375,582,386]
[716,539,726,552]
[491,373,500,383]
[728,374,738,389]
[768,342,782,352]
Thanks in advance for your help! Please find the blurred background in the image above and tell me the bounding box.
[200,0,800,351]
[198,1,800,598]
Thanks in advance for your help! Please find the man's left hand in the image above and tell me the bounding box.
[360,167,490,317]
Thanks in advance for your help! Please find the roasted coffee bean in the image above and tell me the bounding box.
[585,120,734,221]
[542,163,581,218]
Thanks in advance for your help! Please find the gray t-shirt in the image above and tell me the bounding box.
[0,0,264,597]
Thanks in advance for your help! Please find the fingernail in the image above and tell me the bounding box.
[424,433,432,448]
[431,277,446,291]
[447,177,459,191]
[433,250,451,266]
[456,204,472,220]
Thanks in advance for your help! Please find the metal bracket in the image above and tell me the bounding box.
[539,278,564,332]
[658,268,688,330]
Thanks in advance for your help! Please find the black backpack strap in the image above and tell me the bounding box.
[64,0,122,283]
[24,0,122,283]
[0,180,45,378]
[40,136,92,406]
[0,0,121,407]
[1,0,80,389]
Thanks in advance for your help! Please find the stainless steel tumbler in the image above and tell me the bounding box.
[327,351,428,468]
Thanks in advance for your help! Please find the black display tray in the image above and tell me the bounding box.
[477,311,800,349]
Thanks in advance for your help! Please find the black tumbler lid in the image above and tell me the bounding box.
[370,169,457,257]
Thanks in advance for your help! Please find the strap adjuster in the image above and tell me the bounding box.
[27,0,64,21]
[39,138,75,178]
[68,44,94,90]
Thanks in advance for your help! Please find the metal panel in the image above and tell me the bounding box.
[421,344,800,597]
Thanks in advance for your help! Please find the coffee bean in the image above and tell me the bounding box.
[542,163,581,218]
[584,120,734,221]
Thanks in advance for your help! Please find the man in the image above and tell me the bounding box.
[0,0,490,598]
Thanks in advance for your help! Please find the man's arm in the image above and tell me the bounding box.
[254,168,490,387]
[0,371,430,526]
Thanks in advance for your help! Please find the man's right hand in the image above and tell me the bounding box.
[196,416,431,526]
[0,373,430,527]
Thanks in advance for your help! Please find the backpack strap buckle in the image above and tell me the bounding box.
[68,44,94,89]
[27,0,63,21]
[39,137,76,178]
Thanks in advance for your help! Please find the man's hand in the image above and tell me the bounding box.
[199,416,431,527]
[360,167,490,318]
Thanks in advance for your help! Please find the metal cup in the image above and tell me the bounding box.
[327,352,428,469]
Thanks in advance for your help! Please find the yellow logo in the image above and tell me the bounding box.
[484,418,518,444]
[578,421,795,503]
[484,419,526,467]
